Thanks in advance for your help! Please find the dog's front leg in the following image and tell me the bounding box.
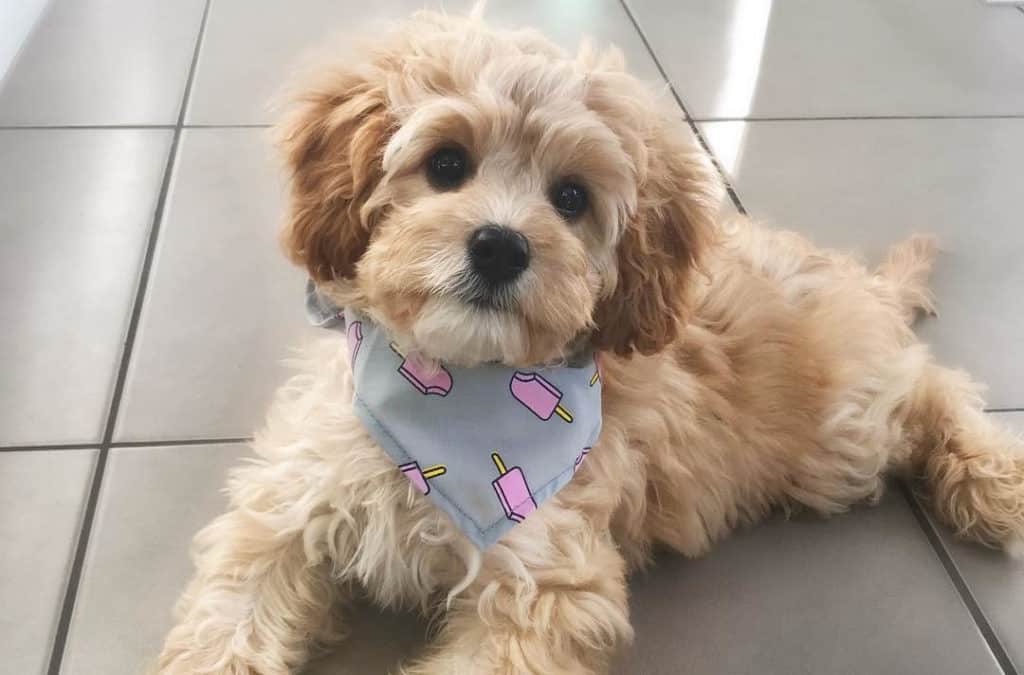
[403,514,632,675]
[155,493,343,675]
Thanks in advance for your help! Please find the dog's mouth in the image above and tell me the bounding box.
[452,270,521,313]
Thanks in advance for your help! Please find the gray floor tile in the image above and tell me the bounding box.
[616,491,1000,675]
[60,443,246,675]
[114,128,316,441]
[699,118,1024,409]
[627,0,1024,119]
[0,129,173,445]
[0,1,48,81]
[930,411,1024,672]
[0,0,206,125]
[0,450,96,675]
[300,603,428,675]
[186,0,664,125]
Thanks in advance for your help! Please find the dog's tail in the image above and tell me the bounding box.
[876,235,937,323]
[904,364,1024,556]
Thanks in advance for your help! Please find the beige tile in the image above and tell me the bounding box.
[60,444,247,675]
[617,490,1001,675]
[0,0,206,124]
[0,129,172,445]
[186,0,665,125]
[114,128,316,441]
[628,0,1024,119]
[0,450,96,675]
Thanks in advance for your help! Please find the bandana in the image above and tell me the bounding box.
[305,282,602,549]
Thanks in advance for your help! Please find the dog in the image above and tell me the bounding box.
[156,9,1024,675]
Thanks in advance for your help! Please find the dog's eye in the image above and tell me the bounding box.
[551,181,588,220]
[426,147,469,190]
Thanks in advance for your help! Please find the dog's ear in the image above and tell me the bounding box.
[276,69,392,282]
[591,121,719,356]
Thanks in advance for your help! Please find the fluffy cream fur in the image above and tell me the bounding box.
[156,10,1024,675]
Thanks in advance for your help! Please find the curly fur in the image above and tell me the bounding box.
[156,10,1024,675]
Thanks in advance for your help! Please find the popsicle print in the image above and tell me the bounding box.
[491,452,537,522]
[589,354,601,387]
[389,343,453,396]
[347,320,363,365]
[574,447,591,473]
[509,371,573,422]
[398,461,447,495]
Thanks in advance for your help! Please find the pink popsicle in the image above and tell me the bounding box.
[399,461,446,495]
[390,344,453,396]
[509,371,573,422]
[347,321,363,365]
[490,452,536,522]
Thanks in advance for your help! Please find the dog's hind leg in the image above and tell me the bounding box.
[903,364,1024,554]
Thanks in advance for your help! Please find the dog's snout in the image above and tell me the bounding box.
[468,224,530,285]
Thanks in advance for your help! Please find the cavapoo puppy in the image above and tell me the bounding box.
[157,9,1024,675]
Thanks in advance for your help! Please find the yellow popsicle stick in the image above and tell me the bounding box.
[491,452,507,475]
[589,369,600,386]
[421,465,447,479]
[554,404,574,423]
[389,342,404,357]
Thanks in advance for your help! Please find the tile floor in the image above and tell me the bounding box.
[1,1,1023,674]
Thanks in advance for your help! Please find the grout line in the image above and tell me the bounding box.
[617,0,748,215]
[694,114,1024,123]
[45,2,213,673]
[0,444,101,453]
[898,481,1018,675]
[111,437,252,449]
[0,123,272,131]
[7,116,1024,131]
[0,437,252,453]
[0,124,175,131]
[6,117,1024,131]
[986,407,1024,414]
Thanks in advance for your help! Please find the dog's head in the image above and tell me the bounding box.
[277,11,721,366]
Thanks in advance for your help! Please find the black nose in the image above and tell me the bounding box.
[467,224,530,285]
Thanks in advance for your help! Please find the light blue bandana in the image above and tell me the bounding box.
[305,282,602,549]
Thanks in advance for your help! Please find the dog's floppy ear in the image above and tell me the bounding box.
[591,121,719,356]
[276,68,392,282]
